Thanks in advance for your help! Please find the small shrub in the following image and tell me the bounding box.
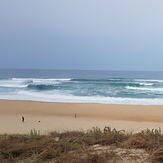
[87,127,104,140]
[142,128,162,137]
[30,129,40,140]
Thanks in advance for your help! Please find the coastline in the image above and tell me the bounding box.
[1,99,163,134]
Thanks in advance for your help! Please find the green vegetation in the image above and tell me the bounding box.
[30,129,41,141]
[0,127,163,162]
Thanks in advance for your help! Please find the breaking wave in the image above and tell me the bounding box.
[126,86,163,92]
[1,70,163,105]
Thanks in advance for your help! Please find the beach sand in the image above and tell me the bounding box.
[0,100,163,134]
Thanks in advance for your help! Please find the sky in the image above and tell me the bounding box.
[1,0,163,71]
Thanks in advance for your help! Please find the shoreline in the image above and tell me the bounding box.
[1,99,163,134]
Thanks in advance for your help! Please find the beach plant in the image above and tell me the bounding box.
[30,129,41,141]
[87,127,103,140]
[86,127,128,147]
[142,127,162,137]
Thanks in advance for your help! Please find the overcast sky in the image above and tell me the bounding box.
[1,0,163,71]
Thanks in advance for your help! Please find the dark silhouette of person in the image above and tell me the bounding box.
[22,116,25,123]
[74,113,77,118]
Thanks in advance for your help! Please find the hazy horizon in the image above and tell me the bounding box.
[1,1,163,71]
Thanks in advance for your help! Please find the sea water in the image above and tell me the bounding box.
[0,69,163,105]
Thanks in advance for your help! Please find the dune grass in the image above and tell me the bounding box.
[0,127,163,162]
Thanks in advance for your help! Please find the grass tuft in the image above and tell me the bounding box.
[30,129,41,140]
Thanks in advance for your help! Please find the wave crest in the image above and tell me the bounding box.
[126,86,163,92]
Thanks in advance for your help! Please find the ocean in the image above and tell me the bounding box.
[0,69,163,105]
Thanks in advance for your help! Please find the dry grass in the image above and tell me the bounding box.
[0,127,163,162]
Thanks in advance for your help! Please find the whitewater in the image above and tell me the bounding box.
[0,69,163,105]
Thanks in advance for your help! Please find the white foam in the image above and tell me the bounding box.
[32,80,60,85]
[139,83,153,86]
[0,84,27,88]
[126,86,163,92]
[12,78,33,81]
[108,79,122,81]
[0,78,28,88]
[3,90,162,105]
[33,78,71,82]
[12,78,71,82]
[0,78,72,87]
[31,78,71,85]
[134,79,163,83]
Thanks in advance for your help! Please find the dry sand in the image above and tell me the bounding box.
[0,100,163,134]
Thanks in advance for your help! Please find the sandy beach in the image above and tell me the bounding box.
[0,100,163,134]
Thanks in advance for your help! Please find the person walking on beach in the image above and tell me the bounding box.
[74,113,77,118]
[22,116,25,123]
